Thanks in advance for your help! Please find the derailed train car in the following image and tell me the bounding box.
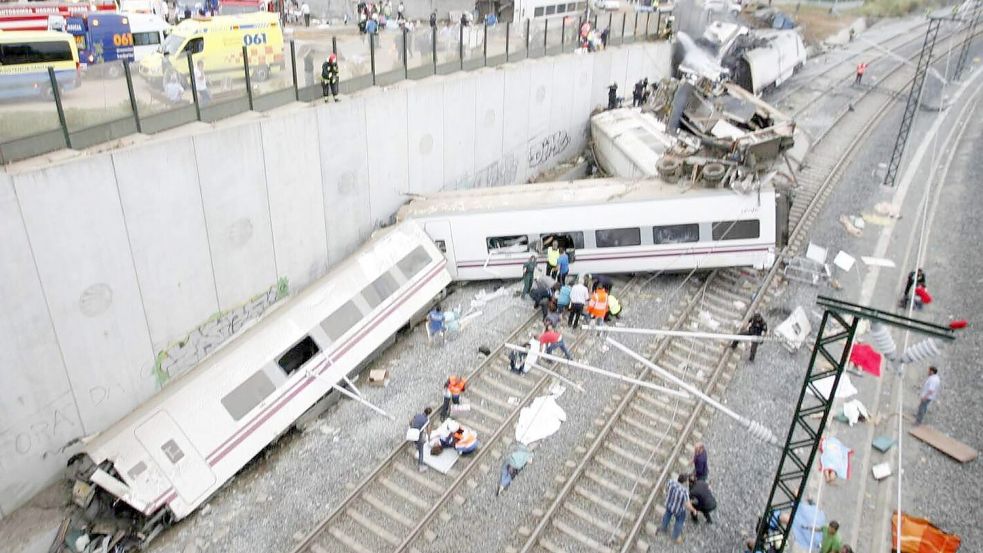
[67,221,450,542]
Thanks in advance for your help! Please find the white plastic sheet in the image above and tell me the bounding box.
[515,394,567,445]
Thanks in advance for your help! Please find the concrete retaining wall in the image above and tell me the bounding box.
[0,40,670,517]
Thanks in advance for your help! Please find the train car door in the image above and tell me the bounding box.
[135,411,216,505]
[424,221,457,276]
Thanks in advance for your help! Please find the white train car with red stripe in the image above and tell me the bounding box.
[69,221,450,539]
[396,178,784,281]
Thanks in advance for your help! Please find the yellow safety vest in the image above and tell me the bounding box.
[547,247,560,267]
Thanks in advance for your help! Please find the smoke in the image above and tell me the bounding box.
[673,31,727,80]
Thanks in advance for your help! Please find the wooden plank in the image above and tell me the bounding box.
[909,425,978,463]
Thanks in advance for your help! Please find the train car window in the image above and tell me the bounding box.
[545,5,556,14]
[321,300,364,343]
[534,6,545,15]
[653,224,701,244]
[361,271,401,309]
[221,370,277,421]
[487,235,529,254]
[556,3,566,11]
[595,227,642,248]
[540,232,585,250]
[161,439,185,464]
[277,336,321,375]
[433,240,447,253]
[712,220,760,241]
[396,245,433,278]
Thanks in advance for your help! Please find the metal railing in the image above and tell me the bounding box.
[0,12,669,165]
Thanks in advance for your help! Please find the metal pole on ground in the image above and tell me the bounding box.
[187,52,201,121]
[432,27,438,73]
[122,60,142,133]
[370,32,377,85]
[543,18,549,53]
[645,12,650,39]
[459,24,464,70]
[588,326,767,343]
[242,45,254,111]
[561,17,566,49]
[290,40,299,101]
[506,21,511,61]
[402,27,409,78]
[47,67,71,149]
[483,22,488,65]
[525,18,530,54]
[620,12,626,44]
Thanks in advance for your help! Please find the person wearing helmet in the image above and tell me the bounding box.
[321,53,340,102]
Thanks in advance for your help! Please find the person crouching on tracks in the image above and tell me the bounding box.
[440,375,467,420]
[731,313,768,362]
[657,473,700,544]
[688,473,717,524]
[587,285,609,327]
[604,293,622,323]
[321,53,340,102]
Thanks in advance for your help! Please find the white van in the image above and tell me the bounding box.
[126,12,171,62]
[120,0,168,16]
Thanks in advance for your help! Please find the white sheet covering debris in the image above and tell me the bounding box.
[809,373,858,400]
[842,399,870,426]
[515,388,567,445]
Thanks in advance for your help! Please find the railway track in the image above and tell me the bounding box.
[288,276,649,553]
[511,23,981,553]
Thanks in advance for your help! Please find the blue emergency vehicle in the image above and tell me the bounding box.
[65,13,135,77]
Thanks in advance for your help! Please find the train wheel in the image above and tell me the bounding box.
[701,162,726,186]
[657,156,682,182]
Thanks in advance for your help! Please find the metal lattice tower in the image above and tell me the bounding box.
[882,18,944,188]
[954,2,981,80]
[753,296,956,553]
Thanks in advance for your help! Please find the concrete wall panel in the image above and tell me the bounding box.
[113,138,219,352]
[317,99,373,265]
[406,80,446,195]
[569,53,596,154]
[13,158,155,432]
[609,46,631,93]
[193,125,278,311]
[526,58,554,144]
[364,87,410,224]
[590,49,614,112]
[0,173,84,517]
[261,111,330,291]
[501,61,532,183]
[471,68,506,186]
[441,76,477,190]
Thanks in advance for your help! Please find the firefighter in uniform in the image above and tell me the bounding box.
[321,53,340,102]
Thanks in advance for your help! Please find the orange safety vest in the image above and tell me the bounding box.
[588,289,608,317]
[447,376,466,395]
[453,428,477,450]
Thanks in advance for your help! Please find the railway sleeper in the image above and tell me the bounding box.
[452,415,494,435]
[605,440,669,470]
[345,507,402,546]
[562,502,629,542]
[326,526,378,553]
[635,390,696,411]
[619,411,679,439]
[626,401,688,432]
[550,518,616,553]
[378,476,433,510]
[574,482,642,519]
[593,454,653,486]
[393,462,447,494]
[465,397,508,423]
[468,384,517,410]
[479,374,530,398]
[667,343,719,366]
[611,425,670,451]
[362,491,418,528]
[583,468,648,504]
[487,362,536,388]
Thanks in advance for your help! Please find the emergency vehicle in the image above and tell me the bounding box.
[138,11,283,85]
[0,29,82,99]
[65,13,134,76]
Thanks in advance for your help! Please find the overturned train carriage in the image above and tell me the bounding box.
[397,177,790,282]
[69,221,451,539]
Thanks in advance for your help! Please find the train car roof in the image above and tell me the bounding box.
[398,177,770,219]
[83,220,434,447]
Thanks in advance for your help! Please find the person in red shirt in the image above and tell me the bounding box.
[855,62,867,85]
[539,324,572,360]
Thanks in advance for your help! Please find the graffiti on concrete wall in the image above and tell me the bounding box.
[447,152,520,191]
[528,130,571,168]
[0,392,79,472]
[152,277,289,388]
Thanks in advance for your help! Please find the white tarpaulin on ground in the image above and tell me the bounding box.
[515,394,567,445]
[809,373,858,400]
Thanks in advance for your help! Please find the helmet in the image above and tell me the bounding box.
[328,53,337,62]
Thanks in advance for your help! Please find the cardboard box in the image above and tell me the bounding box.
[368,369,389,386]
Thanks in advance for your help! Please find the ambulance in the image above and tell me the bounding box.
[138,12,282,86]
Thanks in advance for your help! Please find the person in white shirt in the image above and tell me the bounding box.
[193,60,211,105]
[567,280,590,328]
[301,1,310,26]
[164,72,185,103]
[915,366,940,425]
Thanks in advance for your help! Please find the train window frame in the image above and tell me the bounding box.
[545,5,556,14]
[320,300,365,343]
[221,370,277,421]
[534,6,545,15]
[594,227,642,248]
[652,223,701,245]
[712,219,760,241]
[396,245,433,279]
[539,232,585,251]
[486,235,530,254]
[361,271,401,309]
[276,335,321,376]
[161,439,185,464]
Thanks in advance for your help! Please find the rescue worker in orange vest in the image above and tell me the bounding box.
[452,425,479,455]
[855,62,867,85]
[440,375,467,420]
[587,286,609,327]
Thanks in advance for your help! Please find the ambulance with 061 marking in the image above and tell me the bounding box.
[138,11,283,86]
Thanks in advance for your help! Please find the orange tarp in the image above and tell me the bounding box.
[892,512,961,553]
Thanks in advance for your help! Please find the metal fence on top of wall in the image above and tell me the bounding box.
[0,11,671,165]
